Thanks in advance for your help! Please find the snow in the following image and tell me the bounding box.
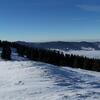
[0,49,100,100]
[11,53,28,61]
[81,47,95,51]
[66,50,100,59]
[0,52,100,100]
[52,49,100,59]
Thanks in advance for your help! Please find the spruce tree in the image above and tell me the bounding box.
[1,47,11,60]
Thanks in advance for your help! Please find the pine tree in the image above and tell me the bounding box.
[1,47,11,60]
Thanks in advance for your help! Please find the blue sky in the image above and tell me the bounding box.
[0,0,100,42]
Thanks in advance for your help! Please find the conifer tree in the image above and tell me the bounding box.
[1,47,11,60]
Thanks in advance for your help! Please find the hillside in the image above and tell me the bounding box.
[0,53,100,100]
[16,41,100,50]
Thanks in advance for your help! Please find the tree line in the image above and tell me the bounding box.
[0,40,100,72]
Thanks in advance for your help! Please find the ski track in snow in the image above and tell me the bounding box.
[0,60,100,100]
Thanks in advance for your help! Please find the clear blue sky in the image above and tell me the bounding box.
[0,0,100,42]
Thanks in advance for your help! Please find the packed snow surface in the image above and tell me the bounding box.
[0,60,100,100]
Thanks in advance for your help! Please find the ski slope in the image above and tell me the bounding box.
[0,56,100,100]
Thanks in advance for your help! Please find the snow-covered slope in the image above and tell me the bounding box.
[0,58,100,100]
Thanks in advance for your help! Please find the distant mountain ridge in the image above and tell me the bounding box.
[16,41,100,51]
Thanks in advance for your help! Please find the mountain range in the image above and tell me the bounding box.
[16,41,100,51]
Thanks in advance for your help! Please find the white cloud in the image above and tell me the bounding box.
[77,5,100,12]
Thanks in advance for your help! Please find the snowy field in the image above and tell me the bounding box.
[66,50,100,59]
[0,53,100,100]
